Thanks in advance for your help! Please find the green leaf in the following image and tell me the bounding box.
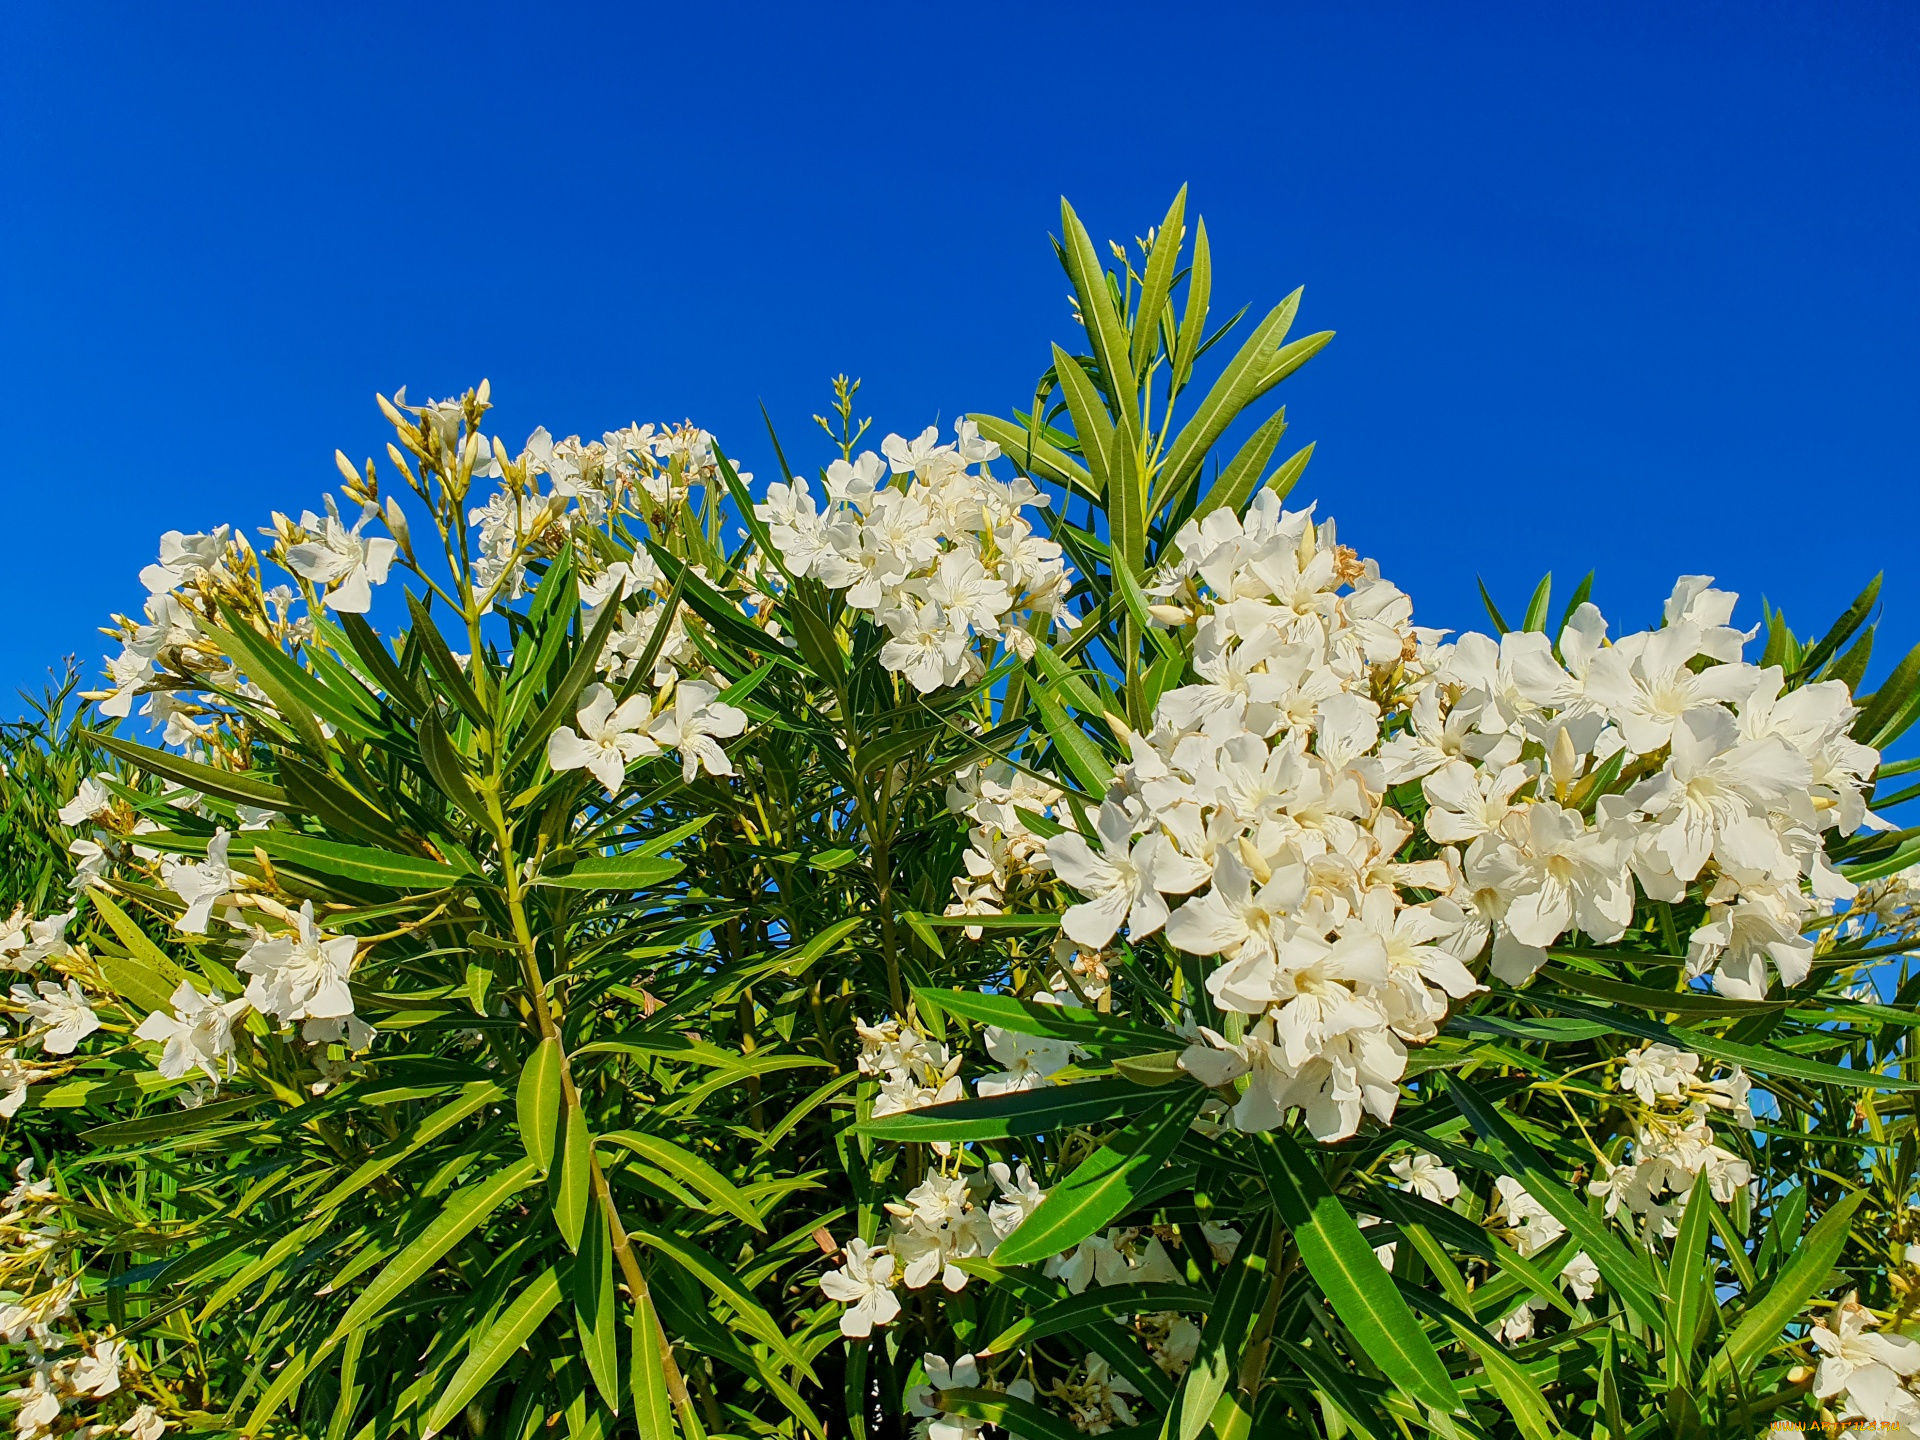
[1396,1285,1554,1440]
[598,1131,766,1232]
[555,1103,592,1251]
[1704,1189,1866,1389]
[857,1077,1173,1142]
[1251,1129,1458,1415]
[519,1039,563,1175]
[337,612,427,717]
[1179,1212,1273,1440]
[423,1265,564,1438]
[937,1389,1081,1440]
[992,1086,1205,1265]
[249,831,460,890]
[1029,682,1112,795]
[1185,407,1287,524]
[537,854,685,891]
[625,1223,815,1381]
[965,413,1096,501]
[93,733,290,811]
[405,589,489,728]
[87,888,190,1014]
[574,1204,622,1415]
[1476,577,1512,633]
[913,987,1174,1056]
[1057,198,1136,433]
[1665,1171,1717,1394]
[1795,572,1880,679]
[1521,573,1552,632]
[1157,289,1329,509]
[1447,1074,1664,1328]
[1172,216,1212,389]
[1524,992,1920,1091]
[311,1081,504,1216]
[248,1159,542,1432]
[631,1287,676,1440]
[1130,187,1187,377]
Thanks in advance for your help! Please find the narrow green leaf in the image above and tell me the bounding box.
[519,1039,563,1175]
[631,1287,676,1440]
[992,1087,1205,1265]
[1521,573,1552,632]
[1705,1189,1866,1388]
[1524,992,1920,1091]
[1447,1074,1665,1328]
[1130,187,1187,376]
[405,589,489,727]
[537,854,685,891]
[249,831,460,890]
[423,1265,564,1437]
[1029,683,1112,795]
[574,1205,621,1414]
[93,732,290,810]
[912,987,1174,1057]
[857,1077,1171,1142]
[1397,1284,1553,1440]
[1252,1129,1458,1415]
[555,1104,592,1251]
[598,1131,766,1232]
[1178,1212,1272,1440]
[1666,1171,1717,1394]
[87,888,189,1014]
[625,1224,815,1381]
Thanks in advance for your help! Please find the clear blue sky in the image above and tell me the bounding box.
[4,2,1916,706]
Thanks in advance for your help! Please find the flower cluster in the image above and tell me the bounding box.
[757,423,1073,692]
[0,1164,165,1440]
[1046,495,1470,1140]
[1386,577,1878,1001]
[855,1016,966,1120]
[942,762,1065,940]
[1588,1042,1754,1237]
[1809,1294,1920,1435]
[818,1162,1046,1334]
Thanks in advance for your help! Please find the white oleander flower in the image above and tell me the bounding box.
[164,827,235,934]
[1812,1293,1920,1430]
[285,497,398,613]
[1390,1151,1460,1204]
[547,684,659,793]
[1047,802,1211,949]
[134,980,248,1083]
[56,777,112,828]
[10,980,99,1055]
[819,1238,901,1337]
[645,680,748,783]
[238,902,355,1033]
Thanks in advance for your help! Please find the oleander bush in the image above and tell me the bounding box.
[3,189,1920,1440]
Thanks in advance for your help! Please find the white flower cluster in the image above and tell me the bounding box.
[1038,496,1471,1141]
[906,1353,1036,1440]
[546,681,747,792]
[941,763,1065,939]
[467,421,731,612]
[1588,1043,1754,1237]
[818,1163,1046,1336]
[855,1016,966,1120]
[1810,1294,1920,1435]
[1017,493,1879,1143]
[0,1164,165,1440]
[1383,576,1878,1001]
[1484,1176,1601,1344]
[756,423,1073,693]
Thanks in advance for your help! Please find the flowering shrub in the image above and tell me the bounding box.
[1,190,1919,1439]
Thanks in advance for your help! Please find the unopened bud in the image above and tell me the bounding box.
[1550,726,1581,788]
[384,497,412,558]
[375,391,407,427]
[334,450,360,485]
[1147,604,1191,628]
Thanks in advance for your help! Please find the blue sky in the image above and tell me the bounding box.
[3,1,1916,706]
